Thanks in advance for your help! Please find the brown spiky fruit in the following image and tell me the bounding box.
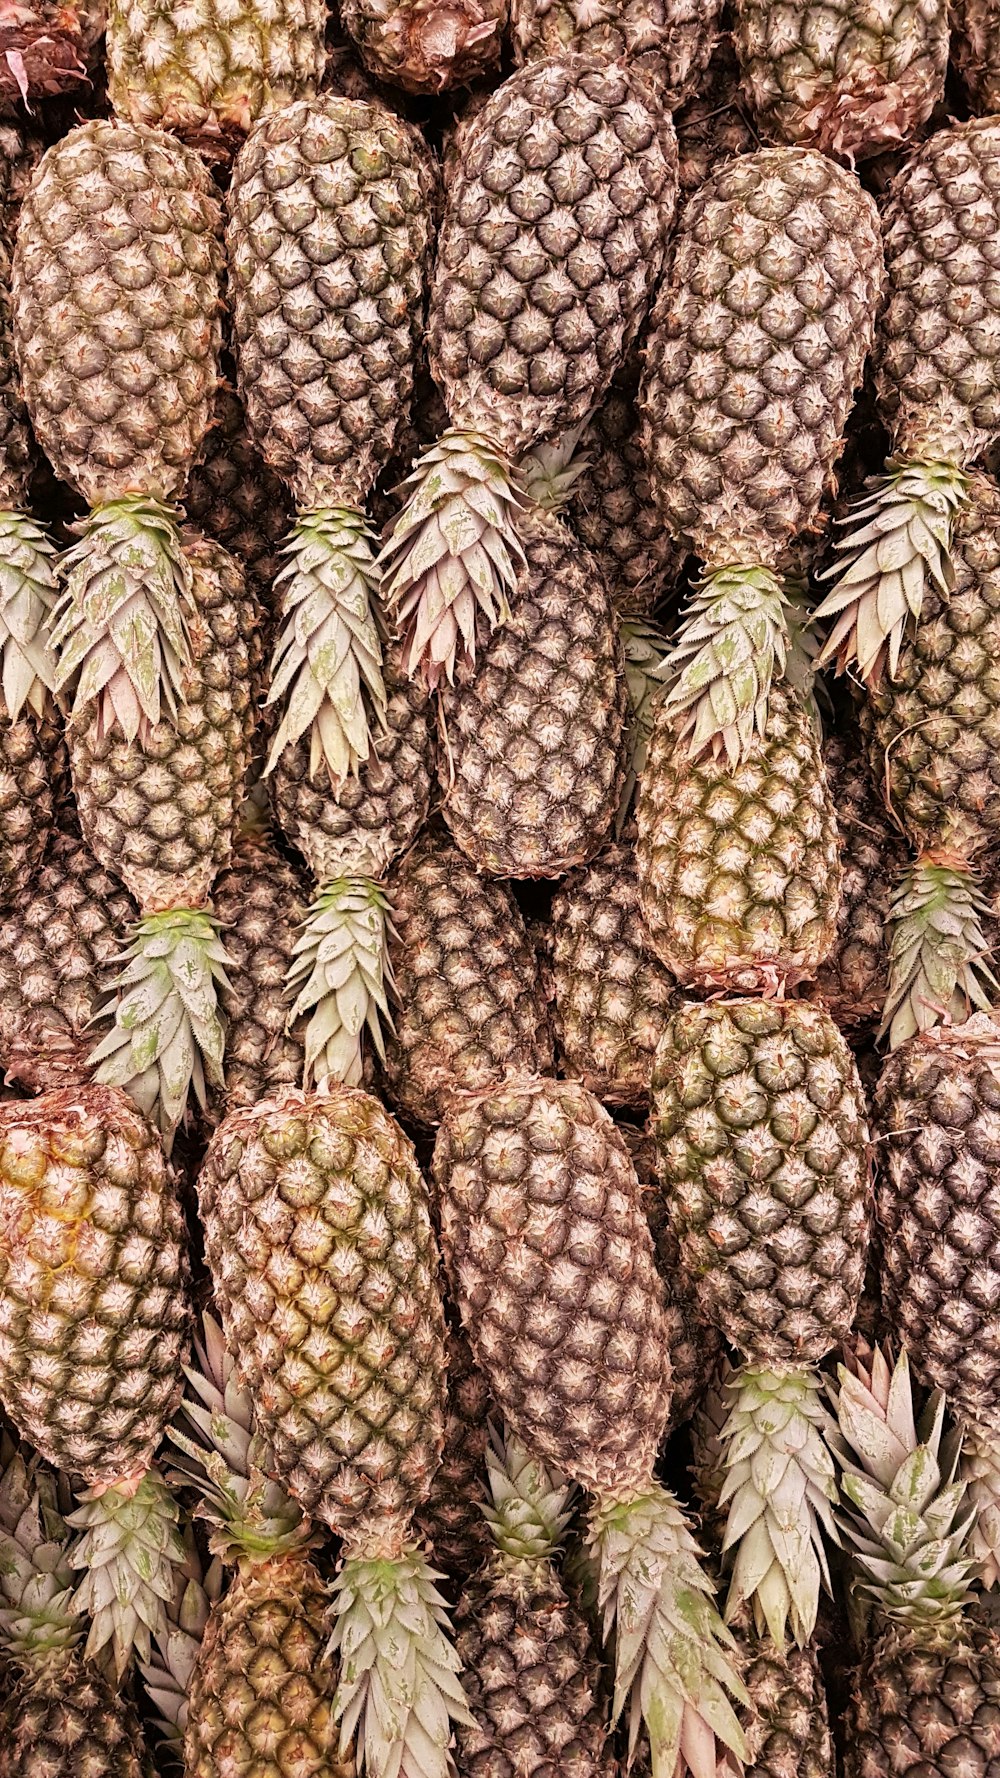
[414,1320,492,1586]
[952,0,1000,115]
[382,826,553,1127]
[568,377,684,618]
[0,829,135,1095]
[548,842,676,1109]
[184,383,291,609]
[674,31,757,199]
[510,0,724,111]
[338,0,505,93]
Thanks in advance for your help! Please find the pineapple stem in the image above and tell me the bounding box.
[89,906,231,1152]
[879,853,997,1048]
[329,1542,472,1778]
[586,1481,748,1778]
[287,875,394,1091]
[68,1467,186,1680]
[264,506,388,787]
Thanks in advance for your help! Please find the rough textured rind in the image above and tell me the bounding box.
[439,507,627,880]
[433,1076,673,1497]
[413,1320,492,1584]
[952,0,1000,117]
[211,836,307,1117]
[568,377,684,616]
[872,118,1000,466]
[0,712,66,909]
[674,33,756,200]
[549,843,676,1108]
[272,643,434,884]
[185,382,292,607]
[639,147,882,568]
[382,828,552,1126]
[651,999,871,1367]
[0,1084,190,1485]
[510,0,723,112]
[197,1085,448,1543]
[227,96,434,514]
[12,121,224,508]
[0,1662,148,1778]
[636,683,841,993]
[875,1021,1000,1436]
[733,0,948,163]
[339,0,504,94]
[0,232,36,512]
[844,1626,1000,1778]
[70,537,261,913]
[430,57,677,458]
[0,830,135,1094]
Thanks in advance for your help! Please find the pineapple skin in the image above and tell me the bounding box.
[569,377,684,617]
[439,507,627,880]
[549,842,676,1109]
[674,31,756,199]
[272,642,434,883]
[185,382,292,609]
[227,95,434,514]
[952,0,1000,116]
[12,120,224,509]
[846,1624,1000,1778]
[430,58,677,460]
[197,1085,448,1544]
[651,1000,871,1368]
[875,1021,1000,1435]
[0,1660,147,1778]
[433,1077,674,1497]
[413,1320,492,1586]
[733,0,948,162]
[69,535,261,914]
[0,1085,190,1485]
[510,0,723,112]
[210,833,307,1118]
[739,1632,834,1778]
[636,683,840,993]
[0,715,66,908]
[639,147,882,570]
[0,829,135,1094]
[339,0,504,93]
[106,0,327,157]
[382,827,553,1127]
[184,1553,348,1778]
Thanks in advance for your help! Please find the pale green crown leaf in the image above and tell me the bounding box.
[330,1545,472,1778]
[166,1311,310,1564]
[0,510,59,719]
[617,618,669,834]
[586,1483,748,1778]
[483,1421,575,1564]
[718,1363,838,1650]
[52,496,195,742]
[379,427,528,689]
[69,1469,186,1679]
[662,564,793,769]
[265,508,388,787]
[519,422,591,514]
[89,907,231,1153]
[0,1448,82,1671]
[814,460,970,683]
[880,858,997,1049]
[139,1523,222,1759]
[288,877,394,1091]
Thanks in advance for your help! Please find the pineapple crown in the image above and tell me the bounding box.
[827,1343,977,1635]
[167,1311,315,1567]
[0,509,59,720]
[661,562,799,769]
[482,1421,575,1566]
[287,876,395,1091]
[0,1436,83,1676]
[518,423,592,516]
[879,856,998,1049]
[139,1518,223,1760]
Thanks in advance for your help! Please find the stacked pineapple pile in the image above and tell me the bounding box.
[5,4,1000,1778]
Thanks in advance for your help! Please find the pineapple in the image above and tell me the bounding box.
[185,381,292,610]
[510,0,724,112]
[567,376,684,618]
[454,1423,611,1778]
[270,640,435,1089]
[548,841,677,1108]
[0,1086,191,1677]
[674,31,757,200]
[381,825,552,1127]
[106,0,327,157]
[732,0,948,161]
[652,1000,872,1648]
[413,1319,492,1587]
[196,1085,470,1778]
[139,1523,222,1764]
[433,1075,749,1778]
[437,455,628,880]
[0,827,134,1093]
[0,1439,149,1778]
[952,0,1000,115]
[164,1312,348,1778]
[636,148,882,990]
[381,58,677,690]
[828,1341,1000,1778]
[338,0,504,92]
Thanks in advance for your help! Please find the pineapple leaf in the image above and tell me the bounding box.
[287,876,395,1090]
[660,564,795,769]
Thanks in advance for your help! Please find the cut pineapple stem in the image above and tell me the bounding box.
[719,1362,838,1650]
[378,426,529,688]
[89,906,231,1152]
[287,874,394,1090]
[0,507,60,718]
[662,562,796,769]
[879,853,997,1048]
[329,1542,472,1778]
[814,457,971,683]
[586,1481,749,1778]
[68,1466,186,1680]
[264,505,388,786]
[52,494,197,743]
